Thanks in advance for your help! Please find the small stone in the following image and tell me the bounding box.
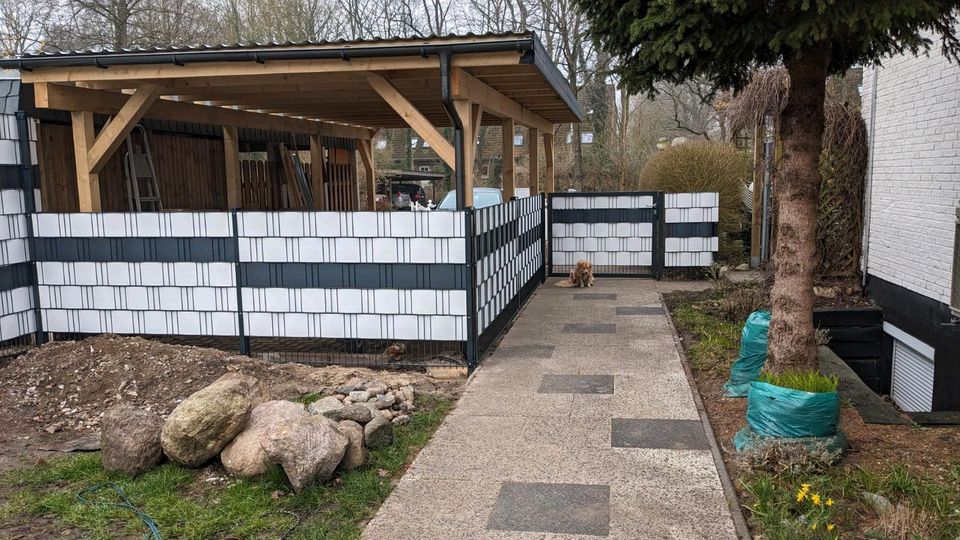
[325,403,373,424]
[336,420,367,470]
[307,396,343,415]
[335,386,354,395]
[862,492,893,514]
[348,390,371,402]
[735,263,750,271]
[366,382,388,396]
[345,377,367,390]
[364,414,394,449]
[374,393,396,409]
[380,409,394,420]
[391,415,410,426]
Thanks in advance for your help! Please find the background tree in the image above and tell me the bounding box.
[576,0,960,372]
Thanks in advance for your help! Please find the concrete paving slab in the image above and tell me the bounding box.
[611,418,710,450]
[561,323,618,334]
[362,278,738,539]
[538,374,615,394]
[487,482,611,536]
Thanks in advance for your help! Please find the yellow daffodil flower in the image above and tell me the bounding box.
[811,493,822,506]
[827,523,836,531]
[825,498,834,507]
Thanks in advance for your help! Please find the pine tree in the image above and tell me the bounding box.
[575,1,960,372]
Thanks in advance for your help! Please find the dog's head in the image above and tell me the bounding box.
[576,260,593,274]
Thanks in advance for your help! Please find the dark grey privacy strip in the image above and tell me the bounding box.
[0,165,37,189]
[665,222,718,238]
[32,237,236,262]
[0,262,33,292]
[240,262,470,290]
[552,208,655,224]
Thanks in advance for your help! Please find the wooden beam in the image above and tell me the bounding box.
[451,68,552,132]
[501,118,515,200]
[87,84,161,174]
[358,138,376,210]
[528,127,539,193]
[453,99,477,208]
[70,111,101,212]
[22,52,523,84]
[35,82,375,140]
[543,130,555,193]
[223,126,241,209]
[365,72,456,169]
[309,135,326,210]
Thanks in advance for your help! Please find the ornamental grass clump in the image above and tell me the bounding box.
[758,370,839,394]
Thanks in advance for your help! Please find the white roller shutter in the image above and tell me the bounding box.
[890,338,935,413]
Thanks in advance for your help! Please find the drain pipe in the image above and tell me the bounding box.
[439,50,466,210]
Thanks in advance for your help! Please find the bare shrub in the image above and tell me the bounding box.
[736,437,841,476]
[718,286,768,323]
[872,504,939,540]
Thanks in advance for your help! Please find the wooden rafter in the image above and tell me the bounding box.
[543,130,555,193]
[223,126,241,208]
[357,138,375,210]
[501,117,515,200]
[71,111,101,212]
[87,84,161,174]
[365,72,455,169]
[528,127,539,193]
[451,68,552,132]
[34,83,375,139]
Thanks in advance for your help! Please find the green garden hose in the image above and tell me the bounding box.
[77,482,162,540]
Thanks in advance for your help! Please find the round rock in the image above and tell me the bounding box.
[221,400,307,477]
[101,405,163,476]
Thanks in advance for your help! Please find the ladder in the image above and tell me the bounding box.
[123,125,163,211]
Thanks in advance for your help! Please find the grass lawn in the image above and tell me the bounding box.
[665,285,960,539]
[0,395,454,539]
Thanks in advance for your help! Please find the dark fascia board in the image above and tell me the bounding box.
[2,33,583,124]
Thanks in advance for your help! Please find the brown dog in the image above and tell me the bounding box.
[555,260,595,288]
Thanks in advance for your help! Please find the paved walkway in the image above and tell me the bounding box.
[364,279,739,539]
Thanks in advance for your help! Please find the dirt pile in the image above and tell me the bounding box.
[0,335,461,439]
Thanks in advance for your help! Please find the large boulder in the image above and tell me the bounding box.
[221,400,307,477]
[337,420,367,470]
[325,403,373,423]
[161,373,266,467]
[101,405,163,475]
[261,415,348,492]
[363,414,394,449]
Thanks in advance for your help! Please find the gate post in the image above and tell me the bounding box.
[543,192,551,279]
[654,191,666,279]
[463,208,478,370]
[230,209,250,356]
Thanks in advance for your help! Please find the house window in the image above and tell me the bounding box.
[886,322,936,413]
[581,132,594,144]
[375,139,387,150]
[513,135,523,146]
[418,166,431,172]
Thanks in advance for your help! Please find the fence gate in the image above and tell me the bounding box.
[547,191,720,277]
[548,191,662,277]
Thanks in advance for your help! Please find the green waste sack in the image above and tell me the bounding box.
[744,381,840,439]
[723,310,770,397]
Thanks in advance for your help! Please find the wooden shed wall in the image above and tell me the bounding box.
[37,122,228,212]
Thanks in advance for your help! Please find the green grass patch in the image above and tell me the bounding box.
[741,465,960,540]
[0,395,454,540]
[669,301,741,374]
[758,371,839,394]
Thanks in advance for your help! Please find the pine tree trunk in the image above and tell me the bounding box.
[767,45,830,373]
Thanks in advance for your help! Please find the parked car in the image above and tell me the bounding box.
[390,183,427,208]
[435,188,503,210]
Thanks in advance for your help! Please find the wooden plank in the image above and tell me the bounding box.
[451,68,552,132]
[35,82,374,139]
[358,138,375,210]
[453,99,475,208]
[23,52,523,84]
[70,111,101,211]
[87,84,161,173]
[365,72,456,169]
[309,135,326,210]
[501,118,515,200]
[543,130,555,193]
[223,126,241,208]
[527,127,539,193]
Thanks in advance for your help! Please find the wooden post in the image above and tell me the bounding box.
[543,129,555,193]
[309,135,326,210]
[223,126,241,209]
[358,138,375,210]
[750,122,764,266]
[70,111,101,212]
[528,127,539,193]
[454,99,476,208]
[501,118,515,200]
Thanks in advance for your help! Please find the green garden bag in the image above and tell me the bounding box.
[733,380,844,454]
[723,310,770,397]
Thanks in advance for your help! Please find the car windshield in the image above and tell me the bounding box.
[436,190,501,210]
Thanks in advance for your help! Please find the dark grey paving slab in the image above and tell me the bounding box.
[539,374,614,394]
[573,293,618,300]
[487,482,610,536]
[611,418,710,450]
[493,344,556,359]
[615,306,664,316]
[562,323,617,334]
